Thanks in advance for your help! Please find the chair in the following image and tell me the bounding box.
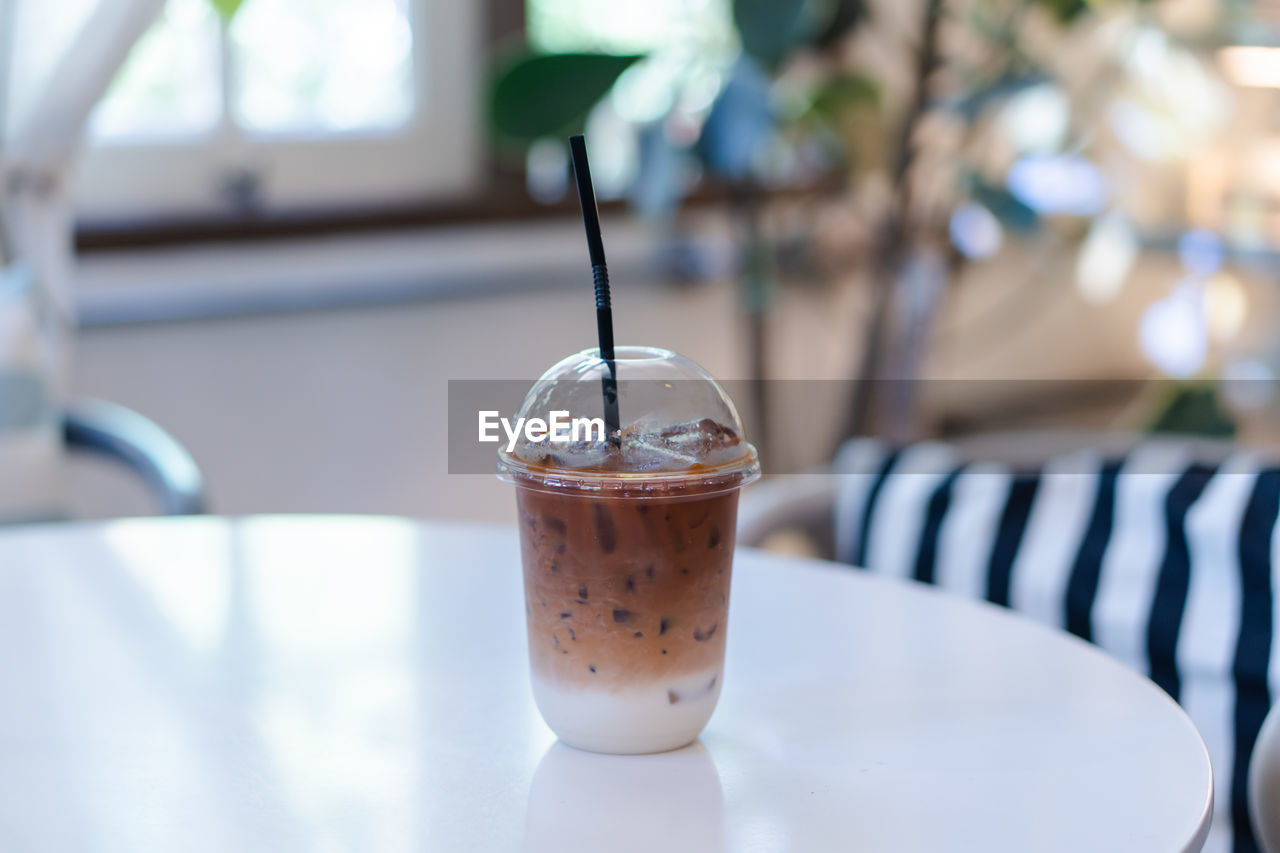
[63,398,206,517]
[738,430,1239,557]
[739,433,1280,853]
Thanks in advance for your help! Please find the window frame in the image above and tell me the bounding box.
[74,0,485,225]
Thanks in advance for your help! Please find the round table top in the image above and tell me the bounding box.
[0,516,1211,853]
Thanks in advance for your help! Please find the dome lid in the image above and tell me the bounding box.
[496,346,759,496]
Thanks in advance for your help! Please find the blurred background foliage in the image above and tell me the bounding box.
[488,0,1263,450]
[491,0,1259,445]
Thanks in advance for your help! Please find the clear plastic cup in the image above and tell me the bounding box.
[497,346,760,754]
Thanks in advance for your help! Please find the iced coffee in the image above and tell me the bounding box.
[498,347,759,754]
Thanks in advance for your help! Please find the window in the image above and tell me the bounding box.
[527,0,732,55]
[74,0,482,222]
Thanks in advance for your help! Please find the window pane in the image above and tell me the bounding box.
[230,0,414,135]
[89,0,222,141]
[527,0,734,55]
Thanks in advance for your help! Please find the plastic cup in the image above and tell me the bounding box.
[497,346,760,754]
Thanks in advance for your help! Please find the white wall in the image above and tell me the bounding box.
[72,218,1264,522]
[70,223,752,521]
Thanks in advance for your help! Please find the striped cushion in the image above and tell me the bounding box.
[834,438,1277,853]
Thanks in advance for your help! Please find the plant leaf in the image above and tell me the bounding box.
[806,73,879,122]
[733,0,814,69]
[734,0,867,66]
[209,0,248,24]
[812,0,869,48]
[1148,384,1236,438]
[487,51,643,146]
[970,178,1038,233]
[695,58,776,180]
[948,71,1048,121]
[1035,0,1156,26]
[1035,0,1098,24]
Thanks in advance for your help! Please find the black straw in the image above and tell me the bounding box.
[568,134,620,443]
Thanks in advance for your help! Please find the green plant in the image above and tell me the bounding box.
[488,53,642,151]
[489,0,1172,446]
[1147,384,1237,438]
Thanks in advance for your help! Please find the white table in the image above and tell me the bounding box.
[0,516,1211,852]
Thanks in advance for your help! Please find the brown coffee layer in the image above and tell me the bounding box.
[517,485,737,690]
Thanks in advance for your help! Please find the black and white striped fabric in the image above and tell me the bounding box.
[834,438,1279,853]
